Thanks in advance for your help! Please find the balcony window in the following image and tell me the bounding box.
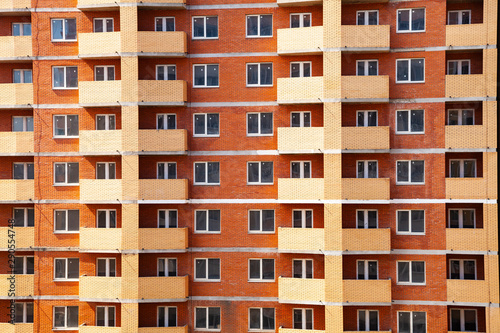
[13,162,34,180]
[397,261,425,284]
[450,159,476,178]
[398,311,426,333]
[357,160,378,178]
[53,306,78,329]
[193,64,219,87]
[51,18,76,41]
[397,210,425,234]
[358,310,379,331]
[157,65,176,81]
[249,259,274,281]
[13,208,34,227]
[12,23,31,36]
[95,66,115,81]
[247,63,273,86]
[397,8,425,32]
[97,258,116,277]
[157,162,176,180]
[357,60,378,76]
[97,162,116,180]
[158,306,177,327]
[96,114,116,130]
[195,307,221,330]
[156,17,175,32]
[96,306,115,327]
[195,210,221,233]
[55,210,79,233]
[249,308,275,331]
[448,10,471,25]
[247,112,273,135]
[293,259,313,278]
[157,114,176,129]
[357,10,378,25]
[450,309,477,332]
[54,258,79,280]
[448,109,474,125]
[294,308,313,330]
[194,113,219,136]
[13,69,32,83]
[192,16,218,39]
[194,162,220,185]
[249,209,274,233]
[447,60,470,75]
[158,210,178,228]
[291,161,311,178]
[396,160,424,184]
[14,256,34,274]
[449,209,475,228]
[357,260,378,280]
[12,116,33,132]
[195,258,220,281]
[97,209,116,228]
[247,162,273,184]
[357,210,377,229]
[293,210,313,228]
[247,15,272,37]
[357,111,377,127]
[396,59,424,83]
[290,13,311,28]
[291,112,311,127]
[158,258,177,277]
[93,18,113,32]
[15,302,33,323]
[450,259,476,280]
[54,115,78,137]
[291,62,311,78]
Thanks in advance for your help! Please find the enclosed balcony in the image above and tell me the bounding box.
[341,178,390,200]
[341,76,389,100]
[342,228,391,252]
[278,277,325,303]
[278,228,325,253]
[343,279,391,303]
[277,127,324,153]
[79,130,122,154]
[80,228,122,251]
[447,279,490,303]
[138,276,188,300]
[138,228,188,250]
[0,36,32,60]
[80,179,123,201]
[138,129,188,152]
[278,178,324,201]
[277,77,323,104]
[0,180,34,201]
[0,132,34,154]
[139,179,188,201]
[80,276,122,299]
[0,84,33,108]
[0,275,33,297]
[342,126,389,150]
[277,26,323,55]
[79,81,121,107]
[0,227,34,249]
[78,0,186,10]
[0,323,33,333]
[341,25,390,50]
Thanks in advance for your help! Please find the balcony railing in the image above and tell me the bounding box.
[277,26,323,55]
[277,127,324,152]
[138,276,188,299]
[0,83,33,107]
[138,228,188,250]
[0,275,33,297]
[278,178,325,201]
[341,178,390,200]
[0,323,34,333]
[0,132,34,154]
[343,279,391,303]
[80,179,123,201]
[79,81,121,106]
[0,0,31,11]
[445,75,486,98]
[0,227,34,249]
[79,130,122,153]
[277,77,323,104]
[446,228,487,252]
[79,276,122,299]
[139,179,188,200]
[138,80,187,105]
[278,228,325,252]
[80,228,122,251]
[137,327,188,333]
[0,36,32,59]
[0,180,34,201]
[342,126,389,150]
[445,178,488,199]
[341,76,389,100]
[342,228,391,252]
[341,25,390,49]
[446,24,487,47]
[138,129,188,152]
[447,279,490,303]
[279,277,325,303]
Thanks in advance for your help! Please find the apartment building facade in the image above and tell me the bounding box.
[0,0,497,332]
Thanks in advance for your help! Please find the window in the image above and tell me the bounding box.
[291,62,311,77]
[96,114,116,130]
[158,307,177,327]
[13,208,34,227]
[396,160,424,184]
[13,69,32,83]
[397,8,425,32]
[14,256,34,274]
[247,15,272,37]
[54,162,79,185]
[290,13,311,28]
[96,306,115,327]
[53,66,78,89]
[158,210,178,228]
[247,63,273,86]
[156,17,175,31]
[398,311,426,333]
[294,309,313,330]
[97,210,116,228]
[357,10,378,25]
[94,18,113,32]
[448,10,471,25]
[51,18,76,41]
[450,309,477,332]
[293,259,313,278]
[13,116,33,132]
[449,209,475,229]
[448,109,474,125]
[249,210,274,233]
[396,59,424,83]
[397,261,425,284]
[193,64,219,87]
[195,307,221,330]
[357,60,378,76]
[293,210,313,228]
[97,162,116,180]
[195,258,220,281]
[247,162,273,184]
[291,161,311,178]
[95,66,115,81]
[357,260,378,280]
[450,160,476,178]
[97,258,116,277]
[158,258,177,277]
[13,163,34,180]
[13,23,31,36]
[357,210,377,229]
[54,115,78,137]
[247,112,273,135]
[357,111,377,127]
[157,65,176,81]
[193,16,218,39]
[449,259,476,280]
[249,259,274,281]
[194,113,219,136]
[249,308,275,331]
[291,112,311,127]
[54,258,79,280]
[15,302,33,323]
[54,306,79,329]
[448,60,470,75]
[157,162,176,180]
[357,161,377,178]
[157,114,176,129]
[194,162,220,185]
[55,210,79,232]
[397,210,425,234]
[195,210,221,233]
[358,310,379,331]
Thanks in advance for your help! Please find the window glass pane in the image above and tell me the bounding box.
[357,261,365,279]
[167,115,176,129]
[24,70,32,83]
[208,307,220,329]
[13,164,24,179]
[293,309,302,329]
[167,163,176,179]
[303,14,311,27]
[261,113,273,134]
[398,211,410,232]
[247,65,258,85]
[96,307,105,326]
[14,209,25,227]
[208,259,220,279]
[412,312,426,333]
[97,259,106,276]
[411,210,425,233]
[195,259,206,279]
[167,66,176,80]
[368,211,377,228]
[358,310,366,330]
[357,161,364,178]
[97,210,107,228]
[206,17,218,37]
[14,303,24,323]
[411,110,424,132]
[367,161,377,178]
[109,259,116,277]
[248,163,259,183]
[53,67,65,87]
[55,259,66,279]
[357,12,365,25]
[96,116,106,130]
[66,67,78,88]
[196,211,207,231]
[464,310,476,331]
[462,11,470,24]
[107,67,115,80]
[195,163,206,183]
[291,15,300,28]
[305,260,313,278]
[66,115,78,136]
[398,312,411,333]
[208,210,220,232]
[26,303,33,323]
[368,12,378,25]
[207,114,219,135]
[411,160,424,183]
[368,261,377,279]
[463,160,475,177]
[106,19,113,32]
[411,9,425,31]
[67,306,78,327]
[108,163,116,179]
[450,161,460,177]
[67,258,79,279]
[397,162,409,183]
[14,257,23,274]
[464,260,476,279]
[249,309,260,329]
[398,262,410,282]
[260,15,272,36]
[249,211,261,231]
[293,260,302,278]
[206,65,218,86]
[94,19,103,33]
[54,307,65,327]
[397,60,408,81]
[261,63,273,85]
[65,19,76,40]
[194,114,205,135]
[262,308,274,329]
[167,307,177,326]
[158,211,166,228]
[249,260,260,279]
[448,12,459,25]
[13,117,24,132]
[448,110,459,125]
[397,111,409,132]
[357,62,365,76]
[67,163,79,184]
[52,20,63,39]
[168,259,177,276]
[247,114,258,133]
[357,112,365,127]
[169,211,177,228]
[449,210,459,228]
[55,211,66,231]
[13,23,21,36]
[262,210,274,231]
[303,162,311,178]
[357,211,365,229]
[261,162,273,183]
[195,308,206,328]
[97,163,106,179]
[461,61,470,75]
[411,262,425,283]
[194,66,205,86]
[67,210,79,231]
[291,162,301,178]
[463,210,474,228]
[369,311,378,330]
[54,116,66,136]
[303,113,311,127]
[410,59,424,82]
[193,17,204,37]
[293,211,302,228]
[398,10,410,31]
[207,162,219,183]
[462,110,474,125]
[450,309,461,330]
[13,70,22,83]
[291,63,300,77]
[247,16,258,36]
[368,61,377,75]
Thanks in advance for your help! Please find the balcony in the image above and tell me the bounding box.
[0,0,31,12]
[341,25,390,49]
[139,179,188,201]
[446,24,487,47]
[80,179,123,201]
[0,275,33,297]
[341,178,390,200]
[0,323,33,333]
[138,327,188,333]
[80,228,122,251]
[277,77,323,104]
[138,276,188,300]
[0,83,33,108]
[278,277,325,303]
[78,0,186,9]
[138,129,188,152]
[0,227,34,249]
[447,279,490,303]
[278,178,324,201]
[0,36,32,60]
[445,125,489,149]
[445,75,486,98]
[0,180,34,201]
[278,228,325,253]
[446,228,487,252]
[79,276,122,299]
[138,228,188,250]
[280,329,325,333]
[343,279,391,303]
[277,127,323,153]
[79,81,121,107]
[342,126,390,150]
[277,26,323,55]
[341,76,389,100]
[79,130,122,154]
[0,132,34,154]
[445,178,488,199]
[138,80,187,106]
[342,228,391,252]
[80,328,122,333]
[277,0,322,6]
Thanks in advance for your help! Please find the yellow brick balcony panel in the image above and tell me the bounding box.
[342,126,389,150]
[277,0,322,6]
[341,25,390,49]
[139,179,188,201]
[138,80,187,105]
[78,32,121,57]
[78,0,186,8]
[445,75,487,98]
[80,228,122,251]
[0,275,33,297]
[445,125,488,149]
[341,76,389,100]
[0,0,31,12]
[138,276,188,300]
[277,127,324,153]
[445,178,488,200]
[138,327,188,333]
[138,228,188,250]
[344,332,391,333]
[342,279,391,303]
[277,26,323,55]
[0,36,32,59]
[80,328,121,333]
[0,323,33,333]
[341,178,390,200]
[278,178,325,201]
[79,81,121,107]
[278,228,325,253]
[80,179,123,201]
[137,32,187,55]
[280,329,325,333]
[446,228,487,252]
[0,132,34,154]
[447,279,491,303]
[0,180,34,201]
[0,227,34,249]
[79,276,122,299]
[342,228,391,252]
[446,24,487,47]
[0,83,33,108]
[138,129,188,152]
[79,130,122,154]
[277,77,323,104]
[278,277,325,303]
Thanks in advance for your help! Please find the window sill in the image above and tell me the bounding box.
[396,232,426,235]
[54,231,79,234]
[192,37,219,40]
[395,30,426,33]
[395,182,425,185]
[53,328,79,331]
[193,279,221,282]
[193,183,220,186]
[53,184,79,187]
[395,132,425,135]
[248,231,275,234]
[194,231,221,234]
[397,282,426,286]
[53,279,79,282]
[52,87,78,90]
[247,183,274,186]
[395,81,425,84]
[246,35,273,38]
[53,136,79,139]
[51,40,77,43]
[193,135,220,138]
[246,134,274,137]
[246,84,274,88]
[248,279,275,283]
[193,86,219,88]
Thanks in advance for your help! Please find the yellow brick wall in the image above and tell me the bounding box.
[0,83,33,105]
[0,274,33,297]
[485,204,498,251]
[0,180,34,201]
[80,228,122,250]
[277,77,323,102]
[278,227,325,252]
[323,103,341,150]
[0,227,34,249]
[138,179,188,200]
[324,204,342,252]
[121,204,139,249]
[323,154,341,200]
[278,277,325,302]
[484,101,497,149]
[324,255,342,303]
[78,32,121,56]
[79,130,122,153]
[342,228,391,252]
[0,132,34,154]
[121,303,139,333]
[324,305,343,333]
[277,127,324,151]
[342,126,390,150]
[0,0,31,10]
[341,75,389,99]
[138,228,188,250]
[138,276,188,299]
[79,81,122,105]
[277,178,325,200]
[485,152,497,199]
[484,48,497,98]
[137,31,187,53]
[137,80,187,103]
[342,279,391,303]
[341,25,390,48]
[277,26,323,53]
[0,36,32,58]
[341,178,390,200]
[80,179,123,201]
